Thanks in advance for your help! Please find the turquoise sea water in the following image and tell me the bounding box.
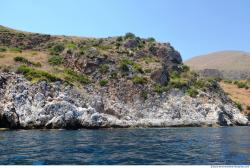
[0,127,250,165]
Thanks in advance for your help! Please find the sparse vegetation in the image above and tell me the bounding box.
[141,91,148,100]
[187,87,199,98]
[66,43,77,49]
[0,47,7,52]
[132,76,147,84]
[64,69,90,84]
[99,64,109,74]
[49,43,64,55]
[235,102,243,111]
[99,79,108,86]
[153,84,168,93]
[16,65,59,82]
[120,58,143,73]
[48,55,63,66]
[14,56,41,67]
[9,47,22,53]
[169,71,188,88]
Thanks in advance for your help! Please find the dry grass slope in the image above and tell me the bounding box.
[185,51,250,71]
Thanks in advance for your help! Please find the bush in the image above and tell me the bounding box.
[116,36,123,42]
[141,91,148,100]
[14,56,41,67]
[99,79,108,86]
[144,69,152,73]
[187,87,199,98]
[236,82,247,88]
[247,105,250,111]
[109,72,117,79]
[147,37,155,42]
[170,78,188,88]
[49,43,64,55]
[0,47,7,52]
[125,32,136,39]
[153,84,167,93]
[235,102,243,111]
[99,64,109,74]
[224,80,233,84]
[48,55,63,65]
[66,43,77,49]
[64,69,90,84]
[181,65,190,72]
[16,65,59,82]
[120,58,143,73]
[9,47,22,53]
[132,76,147,84]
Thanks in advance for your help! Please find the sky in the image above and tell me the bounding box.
[1,0,250,60]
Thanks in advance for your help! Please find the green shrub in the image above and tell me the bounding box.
[235,102,243,111]
[193,79,206,89]
[234,81,239,85]
[247,105,250,111]
[99,79,108,86]
[141,91,148,100]
[132,76,147,84]
[120,58,143,73]
[142,56,157,63]
[236,82,248,89]
[0,47,7,52]
[125,32,136,39]
[14,56,28,63]
[64,69,90,84]
[99,64,109,74]
[48,55,63,65]
[147,37,155,42]
[110,71,118,79]
[181,65,190,72]
[14,56,41,67]
[224,80,233,84]
[49,43,64,55]
[153,84,167,93]
[144,69,152,73]
[66,43,77,49]
[9,47,22,53]
[170,78,188,88]
[17,65,59,82]
[187,87,199,98]
[116,36,123,42]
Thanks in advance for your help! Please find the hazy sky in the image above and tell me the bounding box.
[1,0,250,60]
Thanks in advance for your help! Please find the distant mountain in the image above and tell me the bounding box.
[185,51,250,80]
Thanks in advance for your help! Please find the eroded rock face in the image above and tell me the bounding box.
[0,73,248,129]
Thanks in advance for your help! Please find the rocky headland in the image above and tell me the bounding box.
[0,26,248,129]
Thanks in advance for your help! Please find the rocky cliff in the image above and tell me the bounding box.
[0,26,248,128]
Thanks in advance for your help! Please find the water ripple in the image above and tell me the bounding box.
[0,127,250,165]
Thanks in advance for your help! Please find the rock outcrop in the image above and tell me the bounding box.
[0,73,248,129]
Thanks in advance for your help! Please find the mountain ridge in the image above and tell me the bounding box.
[185,50,250,80]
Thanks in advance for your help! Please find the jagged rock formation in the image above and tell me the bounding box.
[0,73,248,129]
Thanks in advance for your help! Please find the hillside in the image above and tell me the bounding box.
[0,25,248,128]
[185,51,250,80]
